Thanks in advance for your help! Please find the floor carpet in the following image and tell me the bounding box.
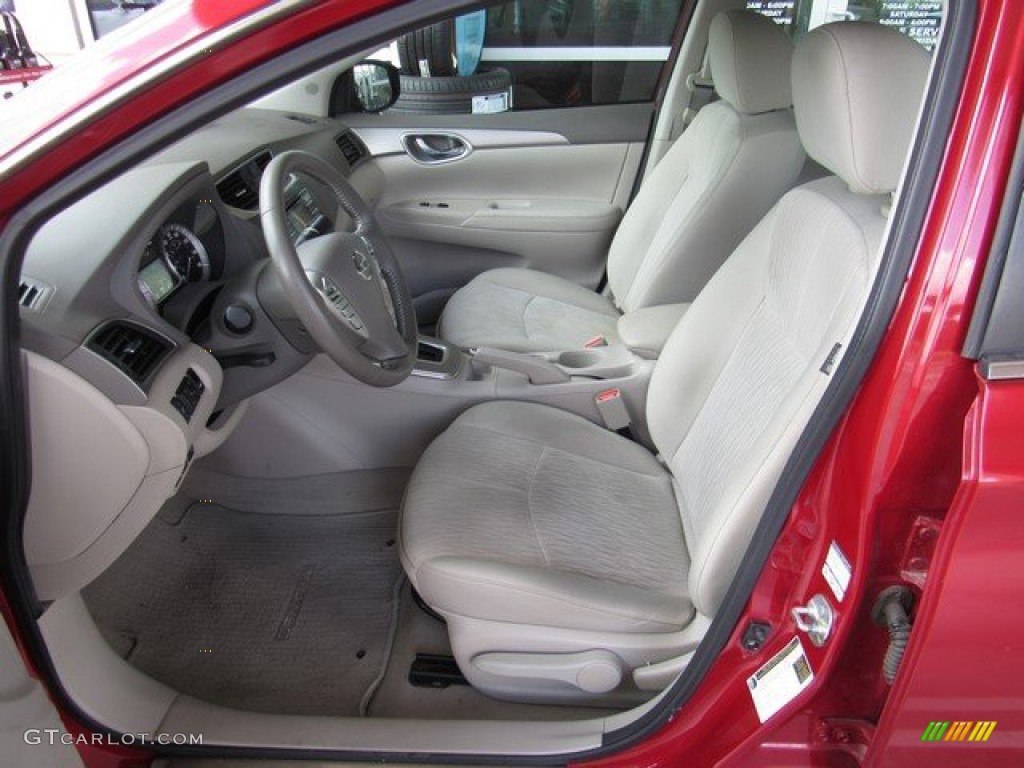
[83,469,408,716]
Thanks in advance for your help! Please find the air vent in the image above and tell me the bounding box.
[216,172,258,210]
[252,151,272,172]
[216,151,273,210]
[335,131,367,168]
[87,322,173,387]
[287,114,320,125]
[18,276,51,312]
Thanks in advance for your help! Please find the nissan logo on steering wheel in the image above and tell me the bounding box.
[353,248,373,280]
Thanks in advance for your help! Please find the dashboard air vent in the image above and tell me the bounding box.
[216,171,258,210]
[335,131,367,168]
[18,276,51,312]
[87,322,173,387]
[252,150,272,172]
[216,150,273,210]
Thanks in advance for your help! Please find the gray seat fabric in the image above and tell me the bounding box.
[434,268,621,352]
[400,401,691,633]
[402,21,930,703]
[439,9,805,352]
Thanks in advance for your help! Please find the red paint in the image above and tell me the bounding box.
[0,0,1022,766]
[866,377,1024,765]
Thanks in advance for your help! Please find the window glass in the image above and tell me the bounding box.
[85,1,167,40]
[745,0,942,51]
[380,0,686,115]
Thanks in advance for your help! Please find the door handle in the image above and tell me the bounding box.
[401,133,472,165]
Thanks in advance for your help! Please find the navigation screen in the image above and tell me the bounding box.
[140,258,178,304]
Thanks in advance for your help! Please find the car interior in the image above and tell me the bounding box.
[13,0,943,759]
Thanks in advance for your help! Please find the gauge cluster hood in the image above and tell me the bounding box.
[21,161,208,347]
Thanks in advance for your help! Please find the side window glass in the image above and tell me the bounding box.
[376,0,686,115]
[745,0,943,51]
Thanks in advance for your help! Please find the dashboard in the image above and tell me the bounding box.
[18,108,381,411]
[17,108,382,601]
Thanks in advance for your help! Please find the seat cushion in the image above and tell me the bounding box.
[438,268,620,352]
[400,401,693,632]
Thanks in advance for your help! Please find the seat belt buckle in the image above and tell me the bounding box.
[595,388,631,432]
[584,335,607,349]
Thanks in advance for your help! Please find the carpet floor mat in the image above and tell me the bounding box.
[83,491,403,716]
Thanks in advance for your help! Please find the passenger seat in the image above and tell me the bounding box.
[438,10,807,353]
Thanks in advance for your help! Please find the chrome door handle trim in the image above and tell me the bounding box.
[401,132,472,165]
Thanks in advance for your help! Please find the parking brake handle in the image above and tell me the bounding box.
[470,346,569,385]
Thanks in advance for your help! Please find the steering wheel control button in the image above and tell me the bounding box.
[306,270,368,336]
[223,304,254,334]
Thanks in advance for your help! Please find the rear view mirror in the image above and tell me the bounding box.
[352,59,400,113]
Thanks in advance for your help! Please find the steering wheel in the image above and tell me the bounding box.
[260,151,417,387]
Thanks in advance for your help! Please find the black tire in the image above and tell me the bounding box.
[397,21,455,78]
[390,68,513,115]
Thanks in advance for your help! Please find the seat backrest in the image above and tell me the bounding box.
[607,10,805,313]
[647,22,931,618]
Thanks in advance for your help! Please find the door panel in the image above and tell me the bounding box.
[346,102,655,144]
[375,142,635,287]
[345,103,650,321]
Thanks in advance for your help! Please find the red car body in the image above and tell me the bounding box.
[0,1,1022,766]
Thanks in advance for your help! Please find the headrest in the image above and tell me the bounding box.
[708,10,794,114]
[792,22,931,195]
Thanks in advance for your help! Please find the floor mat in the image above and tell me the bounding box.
[83,471,407,717]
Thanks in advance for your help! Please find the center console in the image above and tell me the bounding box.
[202,333,661,478]
[410,335,655,442]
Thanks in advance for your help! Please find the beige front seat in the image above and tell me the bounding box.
[400,22,929,703]
[438,10,805,352]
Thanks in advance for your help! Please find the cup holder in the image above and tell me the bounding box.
[555,345,638,380]
[557,349,605,369]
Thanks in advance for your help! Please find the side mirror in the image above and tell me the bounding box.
[352,59,400,113]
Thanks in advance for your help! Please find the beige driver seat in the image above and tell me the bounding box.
[400,22,930,704]
[437,10,805,352]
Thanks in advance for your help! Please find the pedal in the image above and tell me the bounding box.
[409,653,469,688]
